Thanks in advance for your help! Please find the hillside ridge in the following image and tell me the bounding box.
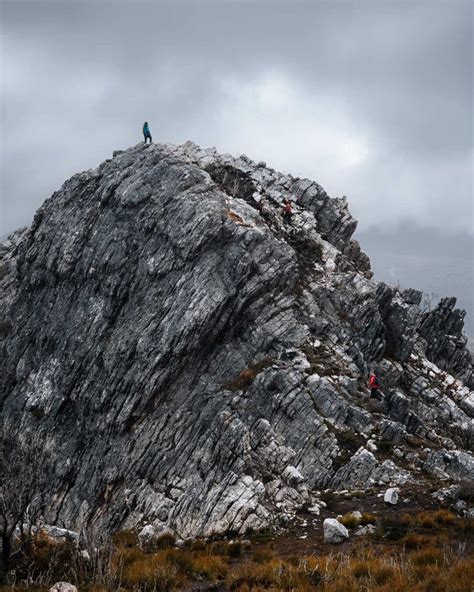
[0,140,472,538]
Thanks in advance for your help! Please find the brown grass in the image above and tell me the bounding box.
[222,357,274,391]
[2,510,474,592]
[432,509,457,525]
[338,513,360,529]
[410,547,444,567]
[121,554,184,591]
[360,512,377,525]
[403,533,432,549]
[227,210,252,227]
[112,528,137,548]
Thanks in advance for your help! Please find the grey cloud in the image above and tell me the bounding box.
[1,1,472,235]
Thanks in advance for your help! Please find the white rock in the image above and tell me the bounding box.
[282,465,304,486]
[138,522,174,550]
[384,487,399,505]
[367,439,378,452]
[454,500,467,512]
[323,518,349,543]
[307,505,321,515]
[355,524,376,536]
[42,525,79,544]
[49,584,78,592]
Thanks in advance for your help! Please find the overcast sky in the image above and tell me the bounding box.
[1,0,473,329]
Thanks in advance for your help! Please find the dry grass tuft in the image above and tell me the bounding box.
[252,548,277,563]
[432,509,457,525]
[338,513,360,528]
[121,554,185,591]
[112,529,138,548]
[222,357,274,391]
[360,512,378,526]
[410,547,444,567]
[403,533,432,549]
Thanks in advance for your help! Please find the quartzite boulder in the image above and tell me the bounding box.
[324,518,349,543]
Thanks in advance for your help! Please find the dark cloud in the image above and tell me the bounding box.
[1,0,472,321]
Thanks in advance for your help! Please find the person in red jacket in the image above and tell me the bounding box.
[282,198,293,222]
[369,370,381,399]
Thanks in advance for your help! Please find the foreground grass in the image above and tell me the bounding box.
[1,510,472,591]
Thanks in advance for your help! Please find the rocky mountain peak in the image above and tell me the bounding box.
[0,141,472,538]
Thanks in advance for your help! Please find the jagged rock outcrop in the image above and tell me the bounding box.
[419,297,473,387]
[0,141,473,538]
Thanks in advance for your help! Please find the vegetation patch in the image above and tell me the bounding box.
[300,341,350,377]
[360,512,377,526]
[338,513,360,529]
[457,480,474,503]
[1,509,473,591]
[205,163,256,204]
[222,357,275,391]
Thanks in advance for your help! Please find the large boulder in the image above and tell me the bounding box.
[49,584,77,592]
[323,518,349,543]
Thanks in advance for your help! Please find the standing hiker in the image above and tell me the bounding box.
[252,186,265,214]
[143,121,152,144]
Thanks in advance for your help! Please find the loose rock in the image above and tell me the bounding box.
[323,518,349,543]
[384,487,399,505]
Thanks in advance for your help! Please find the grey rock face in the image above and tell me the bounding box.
[423,449,474,481]
[1,141,473,538]
[419,298,473,387]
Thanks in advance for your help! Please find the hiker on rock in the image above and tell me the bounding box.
[369,370,382,399]
[252,185,265,214]
[143,122,152,144]
[282,198,293,222]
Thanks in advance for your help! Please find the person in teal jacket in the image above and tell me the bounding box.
[143,122,152,144]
